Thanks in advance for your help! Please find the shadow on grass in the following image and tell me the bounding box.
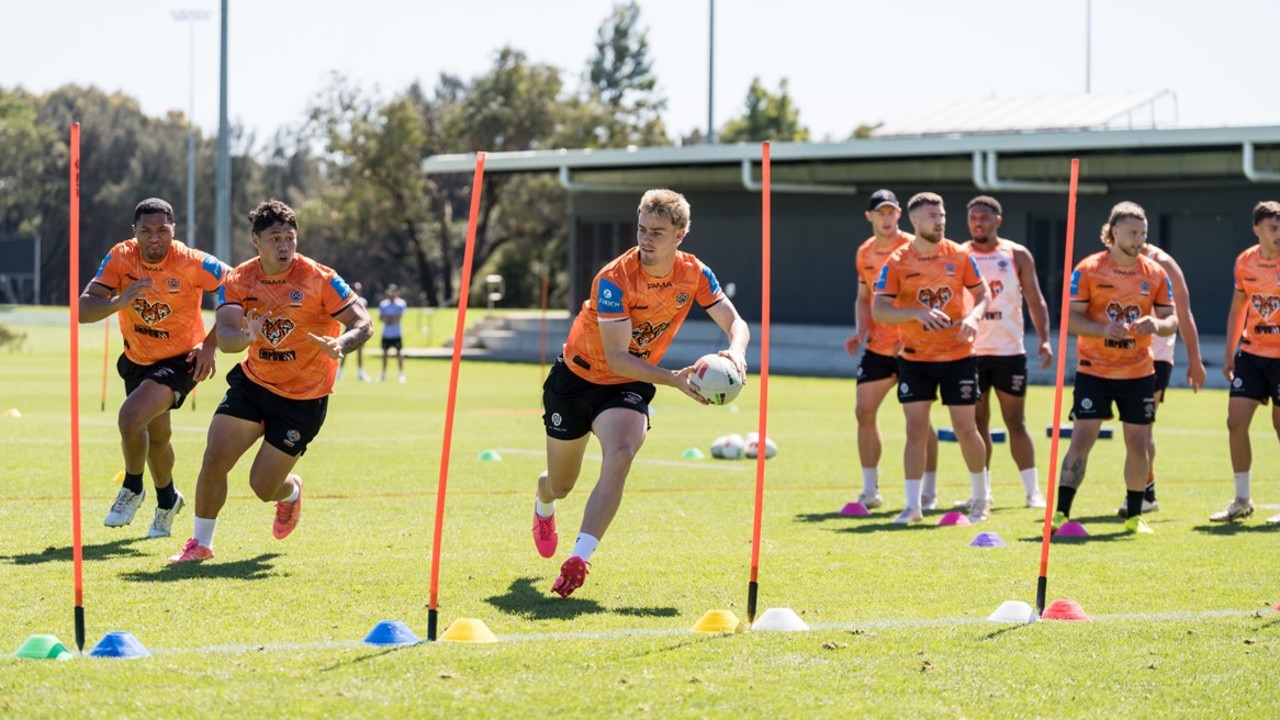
[120,553,283,582]
[1012,515,1143,544]
[2,537,149,565]
[980,624,1034,640]
[320,643,418,672]
[794,510,898,525]
[1191,522,1280,536]
[834,520,937,535]
[485,577,678,621]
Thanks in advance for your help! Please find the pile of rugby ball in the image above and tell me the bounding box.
[709,431,777,460]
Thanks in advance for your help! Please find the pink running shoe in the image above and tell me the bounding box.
[532,511,558,558]
[551,556,590,598]
[168,538,213,563]
[273,475,303,539]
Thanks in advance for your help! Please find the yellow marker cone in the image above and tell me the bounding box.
[439,618,498,643]
[691,609,744,633]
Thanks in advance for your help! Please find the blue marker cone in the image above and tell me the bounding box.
[88,631,150,659]
[363,620,421,646]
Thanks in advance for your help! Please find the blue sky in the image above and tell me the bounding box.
[2,0,1277,144]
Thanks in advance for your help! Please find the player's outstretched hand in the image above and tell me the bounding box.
[307,332,345,360]
[673,365,710,405]
[718,348,748,385]
[242,309,269,343]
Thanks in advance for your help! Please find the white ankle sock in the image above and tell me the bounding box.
[861,468,878,496]
[1020,467,1040,495]
[1235,472,1252,500]
[571,533,599,562]
[970,472,987,504]
[904,479,922,510]
[283,479,300,504]
[193,517,217,548]
[535,497,556,518]
[922,471,937,499]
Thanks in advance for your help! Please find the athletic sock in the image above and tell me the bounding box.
[123,472,145,495]
[535,497,556,519]
[193,517,217,548]
[155,481,178,510]
[1056,486,1077,517]
[969,472,986,505]
[1234,472,1252,500]
[571,533,599,563]
[861,468,878,496]
[1126,490,1145,519]
[1144,471,1157,502]
[1020,468,1040,496]
[921,471,937,499]
[283,479,300,504]
[904,479,922,510]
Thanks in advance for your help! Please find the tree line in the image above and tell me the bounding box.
[1,2,846,310]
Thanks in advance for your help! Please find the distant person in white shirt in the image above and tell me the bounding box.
[378,284,408,383]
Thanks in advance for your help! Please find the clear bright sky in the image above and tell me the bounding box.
[3,0,1277,145]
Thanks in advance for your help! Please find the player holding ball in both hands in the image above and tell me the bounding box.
[531,189,749,598]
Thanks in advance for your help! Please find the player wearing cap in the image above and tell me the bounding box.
[956,195,1051,511]
[873,192,992,524]
[1052,201,1177,535]
[845,189,940,512]
[1212,200,1280,524]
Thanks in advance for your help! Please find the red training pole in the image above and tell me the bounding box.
[1036,158,1080,614]
[100,316,110,411]
[427,152,485,641]
[69,123,87,652]
[747,141,772,623]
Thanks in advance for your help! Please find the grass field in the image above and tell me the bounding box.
[2,307,1279,719]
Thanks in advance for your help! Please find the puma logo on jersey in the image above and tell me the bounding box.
[132,297,172,325]
[261,317,297,347]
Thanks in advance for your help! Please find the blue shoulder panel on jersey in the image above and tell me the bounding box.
[873,264,890,291]
[1069,270,1081,297]
[968,254,982,277]
[94,252,111,279]
[597,278,623,313]
[216,285,226,306]
[330,275,353,300]
[701,265,722,295]
[201,254,225,280]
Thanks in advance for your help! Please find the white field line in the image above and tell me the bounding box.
[494,447,749,472]
[127,607,1269,657]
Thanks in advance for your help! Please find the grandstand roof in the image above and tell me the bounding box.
[874,90,1177,137]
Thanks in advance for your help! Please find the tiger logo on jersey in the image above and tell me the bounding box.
[1251,294,1280,321]
[132,297,172,325]
[261,317,297,347]
[632,320,670,347]
[917,286,953,309]
[989,279,1004,298]
[1105,302,1141,324]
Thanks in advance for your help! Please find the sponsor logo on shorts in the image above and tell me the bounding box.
[622,392,642,405]
[899,382,909,395]
[551,412,562,427]
[283,429,301,448]
[1011,374,1025,392]
[1233,377,1243,388]
[1081,397,1094,410]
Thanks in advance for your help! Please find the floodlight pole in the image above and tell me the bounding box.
[172,9,209,249]
[706,0,715,143]
[214,0,230,263]
[1085,0,1092,93]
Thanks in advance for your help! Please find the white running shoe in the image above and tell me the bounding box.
[953,495,995,511]
[1026,492,1047,509]
[1209,498,1254,523]
[892,507,923,525]
[856,491,883,510]
[104,487,145,527]
[398,373,406,383]
[1115,498,1159,518]
[1267,512,1280,525]
[358,370,372,382]
[968,499,991,523]
[147,491,186,538]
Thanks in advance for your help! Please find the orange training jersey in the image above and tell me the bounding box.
[218,255,357,400]
[1069,250,1173,380]
[873,238,983,362]
[855,232,911,356]
[90,239,228,365]
[562,246,726,385]
[1233,245,1280,359]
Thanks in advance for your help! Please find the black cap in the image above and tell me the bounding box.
[867,189,899,212]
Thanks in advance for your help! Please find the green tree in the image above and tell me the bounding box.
[581,1,670,148]
[719,77,810,143]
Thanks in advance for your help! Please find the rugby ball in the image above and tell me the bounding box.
[690,353,744,405]
[743,431,778,460]
[710,433,746,460]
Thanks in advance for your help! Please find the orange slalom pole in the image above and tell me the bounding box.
[1036,158,1080,614]
[100,316,110,411]
[69,123,87,652]
[747,141,772,623]
[427,152,485,641]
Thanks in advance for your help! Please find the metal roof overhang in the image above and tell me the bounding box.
[423,126,1280,192]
